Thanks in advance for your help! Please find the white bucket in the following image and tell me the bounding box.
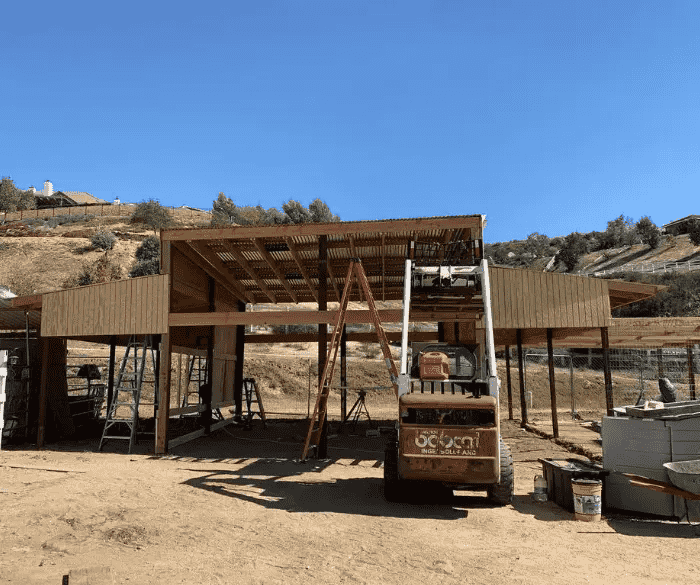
[572,479,602,522]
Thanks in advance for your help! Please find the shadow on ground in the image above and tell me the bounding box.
[179,456,497,521]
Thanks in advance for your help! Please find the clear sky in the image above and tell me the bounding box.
[2,1,698,242]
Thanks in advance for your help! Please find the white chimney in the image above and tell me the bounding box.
[44,180,53,197]
[28,186,36,194]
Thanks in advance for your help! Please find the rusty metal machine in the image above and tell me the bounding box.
[384,235,514,504]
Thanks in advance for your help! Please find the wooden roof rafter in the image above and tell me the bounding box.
[284,237,319,303]
[325,255,341,302]
[174,241,253,304]
[252,239,299,304]
[220,240,277,303]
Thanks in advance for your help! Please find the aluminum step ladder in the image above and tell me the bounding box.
[99,336,156,453]
[182,355,208,409]
[300,259,399,461]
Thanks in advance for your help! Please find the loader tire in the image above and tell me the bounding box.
[487,438,514,506]
[383,442,402,502]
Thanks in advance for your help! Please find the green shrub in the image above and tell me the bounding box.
[91,230,117,251]
[129,258,160,278]
[135,236,160,262]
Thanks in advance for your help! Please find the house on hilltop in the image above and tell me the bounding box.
[662,215,700,236]
[30,179,109,209]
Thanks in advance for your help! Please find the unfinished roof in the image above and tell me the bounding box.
[163,215,485,306]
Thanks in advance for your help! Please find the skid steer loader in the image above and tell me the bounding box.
[384,237,514,505]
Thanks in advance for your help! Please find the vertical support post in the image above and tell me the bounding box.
[37,337,50,448]
[155,333,172,454]
[547,328,559,438]
[601,327,614,417]
[437,322,445,342]
[317,235,328,458]
[657,347,664,378]
[233,300,246,420]
[107,336,116,416]
[688,344,696,400]
[204,276,215,435]
[340,324,347,422]
[516,329,528,426]
[505,345,513,420]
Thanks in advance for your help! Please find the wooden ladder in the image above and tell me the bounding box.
[300,259,399,461]
[243,377,267,427]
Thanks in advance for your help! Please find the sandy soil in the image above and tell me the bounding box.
[2,417,699,585]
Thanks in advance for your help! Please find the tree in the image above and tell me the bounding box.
[524,232,550,257]
[130,199,173,233]
[63,253,123,288]
[635,216,661,249]
[308,199,339,223]
[557,232,588,272]
[211,193,341,227]
[129,235,161,277]
[0,177,36,212]
[281,200,313,224]
[600,215,639,249]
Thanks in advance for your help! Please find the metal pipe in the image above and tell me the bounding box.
[480,259,498,398]
[399,257,412,375]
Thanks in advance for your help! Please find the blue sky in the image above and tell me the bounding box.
[2,1,698,242]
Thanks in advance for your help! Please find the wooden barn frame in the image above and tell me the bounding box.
[9,213,697,453]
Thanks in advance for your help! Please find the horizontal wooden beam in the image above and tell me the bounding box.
[168,309,486,327]
[244,331,439,344]
[162,215,484,242]
[11,294,43,310]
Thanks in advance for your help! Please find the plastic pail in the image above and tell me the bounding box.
[571,479,602,522]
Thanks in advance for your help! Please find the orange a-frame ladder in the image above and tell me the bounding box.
[300,259,399,461]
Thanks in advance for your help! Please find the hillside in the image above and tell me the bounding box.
[1,212,698,312]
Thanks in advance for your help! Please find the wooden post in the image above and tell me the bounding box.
[688,344,696,400]
[203,276,215,435]
[516,329,528,426]
[505,345,513,420]
[601,327,614,416]
[547,328,559,438]
[37,337,50,448]
[657,348,664,378]
[155,332,172,454]
[317,235,328,458]
[340,324,347,422]
[234,301,245,419]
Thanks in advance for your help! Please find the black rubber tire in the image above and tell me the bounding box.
[487,438,514,506]
[383,442,402,502]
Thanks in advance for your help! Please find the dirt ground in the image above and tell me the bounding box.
[2,415,699,585]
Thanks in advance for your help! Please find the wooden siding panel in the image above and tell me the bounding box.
[490,267,502,328]
[531,271,540,329]
[597,278,609,326]
[584,276,595,328]
[522,271,532,328]
[600,279,612,327]
[514,269,524,328]
[546,273,557,328]
[571,277,584,327]
[502,269,512,329]
[562,275,573,328]
[39,274,169,338]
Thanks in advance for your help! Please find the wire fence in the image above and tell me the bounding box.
[0,204,212,224]
[501,346,698,423]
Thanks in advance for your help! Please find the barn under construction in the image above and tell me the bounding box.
[3,214,698,462]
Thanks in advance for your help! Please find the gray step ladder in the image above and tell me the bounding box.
[182,355,208,409]
[99,336,156,453]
